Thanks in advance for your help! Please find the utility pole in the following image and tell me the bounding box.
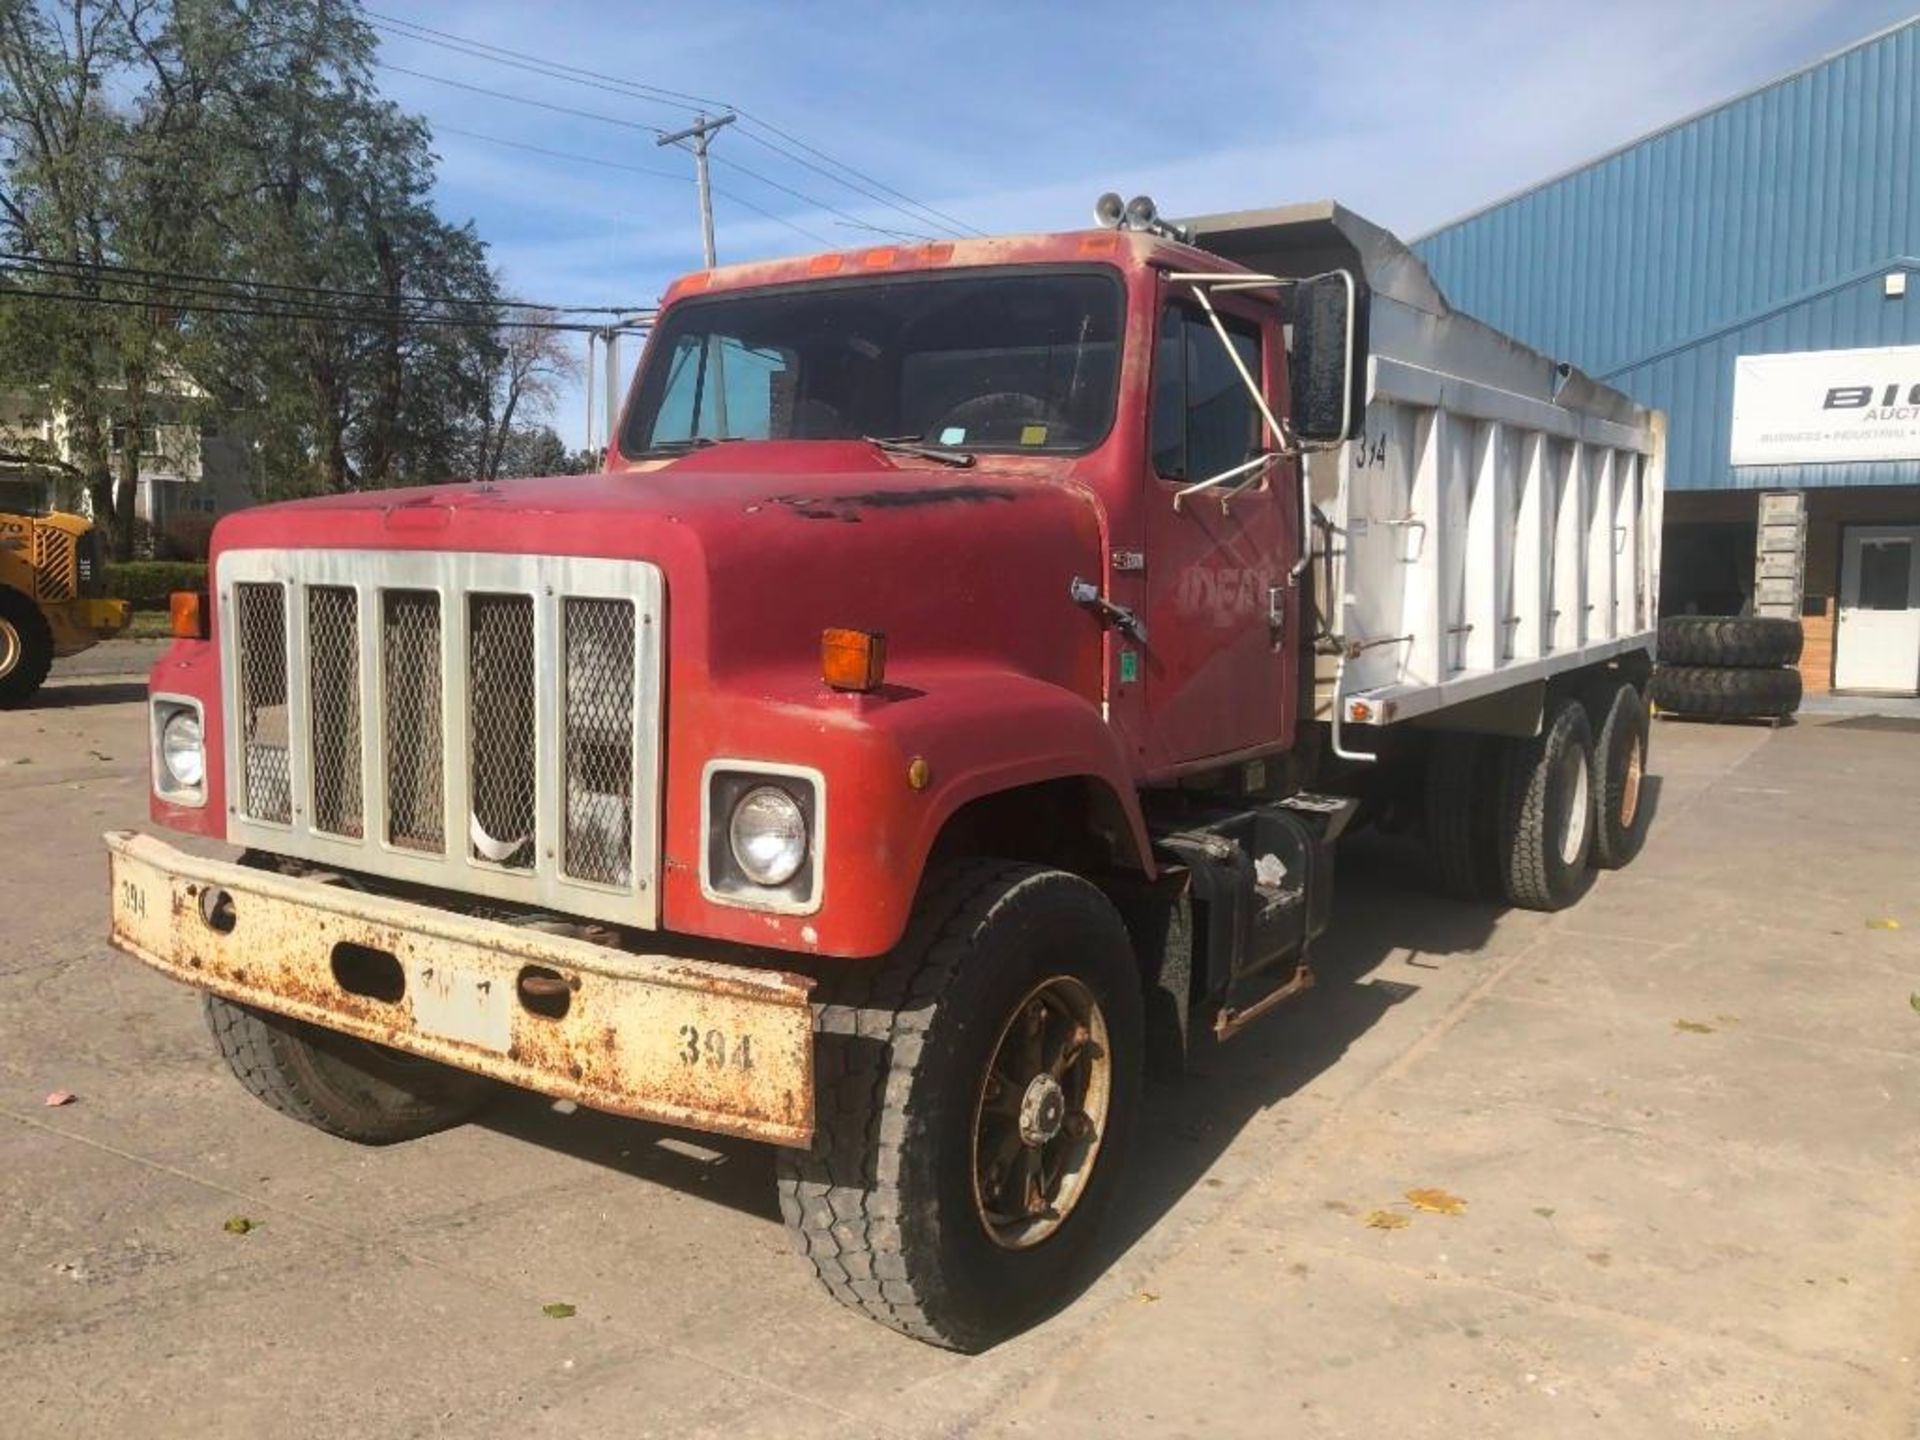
[659,113,737,439]
[656,112,737,267]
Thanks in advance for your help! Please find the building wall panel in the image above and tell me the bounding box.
[1414,20,1920,493]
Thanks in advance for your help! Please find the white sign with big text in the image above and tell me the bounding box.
[1730,345,1920,466]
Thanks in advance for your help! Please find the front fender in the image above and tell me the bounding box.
[874,667,1152,881]
[660,665,1150,959]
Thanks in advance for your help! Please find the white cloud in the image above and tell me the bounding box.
[383,0,1916,448]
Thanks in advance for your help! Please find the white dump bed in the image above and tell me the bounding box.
[1184,202,1664,733]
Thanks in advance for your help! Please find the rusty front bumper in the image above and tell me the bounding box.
[105,831,816,1146]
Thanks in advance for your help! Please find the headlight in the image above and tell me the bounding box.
[159,709,205,789]
[728,785,808,886]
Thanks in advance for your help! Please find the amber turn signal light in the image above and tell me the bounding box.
[821,627,887,692]
[170,590,209,640]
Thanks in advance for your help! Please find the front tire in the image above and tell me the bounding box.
[203,994,492,1144]
[0,587,54,708]
[777,861,1144,1351]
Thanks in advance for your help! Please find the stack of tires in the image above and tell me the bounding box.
[1650,617,1804,721]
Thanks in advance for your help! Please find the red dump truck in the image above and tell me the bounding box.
[107,196,1663,1351]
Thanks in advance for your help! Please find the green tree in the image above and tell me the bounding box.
[1,0,514,535]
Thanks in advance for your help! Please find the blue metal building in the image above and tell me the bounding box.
[1414,18,1920,694]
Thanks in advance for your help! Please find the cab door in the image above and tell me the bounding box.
[1140,289,1300,772]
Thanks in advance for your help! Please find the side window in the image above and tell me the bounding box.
[1150,306,1264,482]
[648,334,795,445]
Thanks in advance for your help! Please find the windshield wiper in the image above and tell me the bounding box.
[643,435,744,456]
[863,434,976,468]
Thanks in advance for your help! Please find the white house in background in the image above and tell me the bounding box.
[0,377,253,530]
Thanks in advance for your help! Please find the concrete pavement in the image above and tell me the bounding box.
[2,645,1916,1438]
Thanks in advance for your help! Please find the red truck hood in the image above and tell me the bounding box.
[209,442,1108,690]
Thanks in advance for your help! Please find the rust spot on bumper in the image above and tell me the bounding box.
[104,831,815,1146]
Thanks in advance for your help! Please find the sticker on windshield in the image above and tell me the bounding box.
[1019,424,1048,446]
[939,426,966,445]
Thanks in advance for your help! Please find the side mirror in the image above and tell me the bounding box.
[1288,271,1368,444]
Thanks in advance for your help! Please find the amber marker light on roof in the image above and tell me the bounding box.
[822,627,887,692]
[170,590,209,640]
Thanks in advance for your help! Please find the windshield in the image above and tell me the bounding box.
[621,269,1124,458]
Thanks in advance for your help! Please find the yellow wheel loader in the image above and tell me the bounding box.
[0,510,130,705]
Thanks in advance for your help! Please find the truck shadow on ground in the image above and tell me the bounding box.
[475,822,1567,1282]
[1090,828,1507,1275]
[32,680,150,709]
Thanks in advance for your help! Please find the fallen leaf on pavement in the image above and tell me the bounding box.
[1365,1210,1411,1230]
[1909,993,1920,1014]
[1866,917,1901,930]
[542,1302,576,1319]
[43,1090,76,1107]
[1137,1291,1160,1304]
[1673,1019,1714,1034]
[223,1216,256,1235]
[1406,1188,1466,1216]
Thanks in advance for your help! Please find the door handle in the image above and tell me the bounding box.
[1268,585,1287,647]
[1070,576,1146,641]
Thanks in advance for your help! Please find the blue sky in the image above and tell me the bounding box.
[370,0,1920,449]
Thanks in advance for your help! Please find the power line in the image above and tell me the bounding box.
[363,13,978,239]
[432,125,838,249]
[377,62,664,136]
[363,10,729,113]
[383,59,934,246]
[0,271,652,333]
[0,251,649,315]
[731,119,983,238]
[433,124,690,185]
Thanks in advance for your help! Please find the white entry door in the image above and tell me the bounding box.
[1835,525,1920,694]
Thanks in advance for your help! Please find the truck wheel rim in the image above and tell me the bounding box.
[1619,736,1644,828]
[0,617,19,679]
[1559,746,1591,866]
[971,975,1113,1250]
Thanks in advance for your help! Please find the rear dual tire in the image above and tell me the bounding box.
[1425,678,1649,910]
[1590,681,1652,870]
[1496,695,1596,911]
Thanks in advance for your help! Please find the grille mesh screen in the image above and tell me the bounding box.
[32,528,75,601]
[234,582,291,823]
[307,585,362,837]
[383,590,444,851]
[467,593,537,869]
[562,598,636,885]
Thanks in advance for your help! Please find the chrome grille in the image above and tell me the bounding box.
[384,590,445,853]
[307,585,363,838]
[218,550,664,928]
[468,594,537,869]
[563,598,636,886]
[234,581,291,823]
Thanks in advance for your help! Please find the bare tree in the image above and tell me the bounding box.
[476,307,579,480]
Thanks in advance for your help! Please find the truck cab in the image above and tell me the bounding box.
[109,198,1660,1352]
